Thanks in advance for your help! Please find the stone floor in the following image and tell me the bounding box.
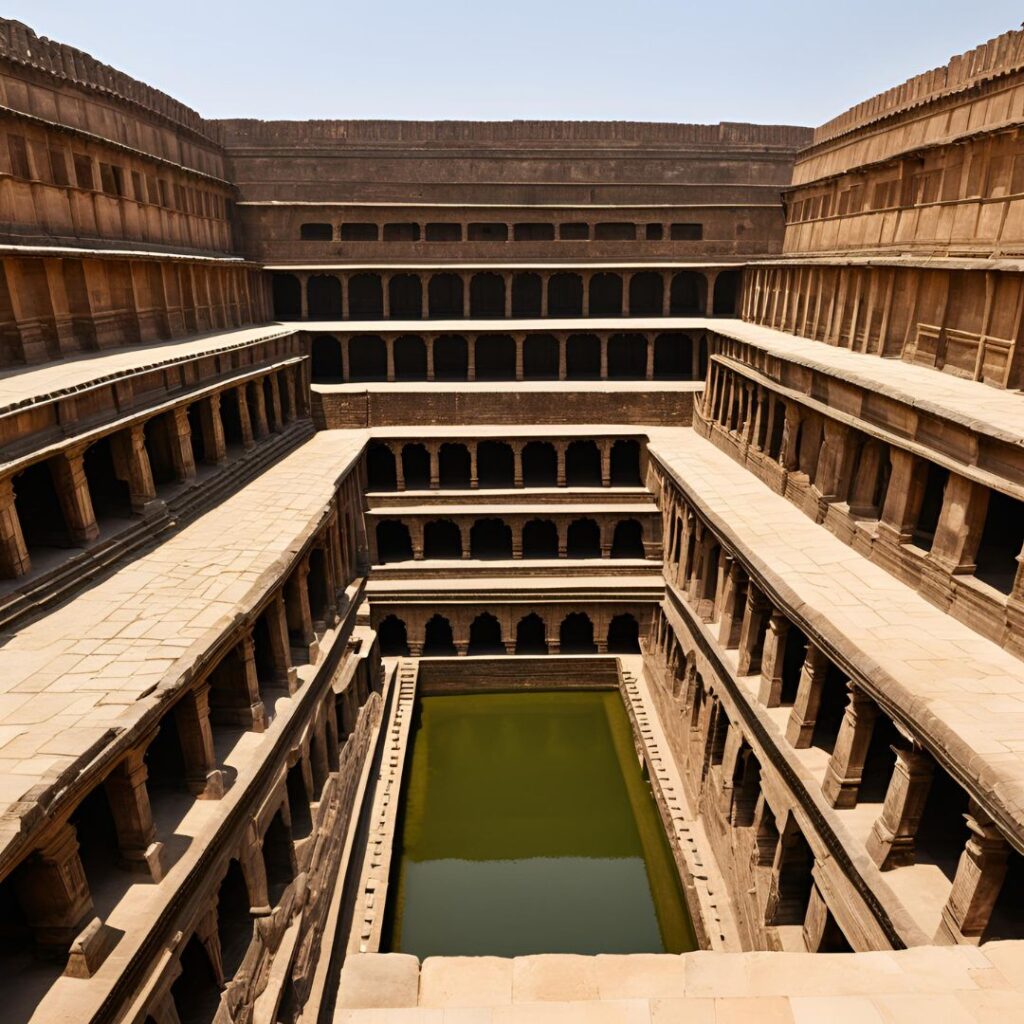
[334,942,1024,1022]
[647,427,1024,855]
[0,428,366,848]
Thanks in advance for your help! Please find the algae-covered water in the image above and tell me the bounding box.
[384,689,697,957]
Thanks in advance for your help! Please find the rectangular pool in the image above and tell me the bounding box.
[384,689,697,957]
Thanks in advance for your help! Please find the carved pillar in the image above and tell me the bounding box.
[877,450,928,548]
[263,593,298,694]
[928,473,989,575]
[515,334,525,381]
[239,822,271,916]
[757,611,790,706]
[736,586,770,676]
[821,683,878,808]
[236,386,256,451]
[0,476,31,576]
[50,448,100,544]
[104,749,165,880]
[286,561,318,662]
[384,335,396,382]
[716,559,747,649]
[469,444,479,489]
[848,440,887,517]
[555,441,568,486]
[166,407,197,481]
[600,441,611,487]
[18,822,95,958]
[249,381,270,439]
[266,374,284,433]
[938,804,1010,943]
[785,644,830,748]
[558,333,567,380]
[513,443,524,488]
[198,394,228,466]
[174,682,225,798]
[112,424,157,512]
[866,743,935,869]
[428,443,440,489]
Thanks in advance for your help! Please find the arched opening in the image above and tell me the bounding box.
[424,520,462,559]
[308,275,342,319]
[607,613,640,653]
[170,934,222,1024]
[611,519,644,558]
[83,436,133,521]
[439,443,470,488]
[216,859,253,981]
[470,518,513,559]
[401,444,430,489]
[69,784,131,915]
[475,335,515,379]
[611,439,642,485]
[263,808,295,904]
[286,761,312,840]
[522,441,557,487]
[629,272,663,316]
[511,273,542,317]
[567,518,600,558]
[522,519,558,558]
[423,614,457,656]
[713,271,740,315]
[378,615,410,656]
[566,334,600,379]
[548,273,583,316]
[433,334,468,380]
[300,222,332,240]
[348,274,383,319]
[670,272,706,315]
[523,334,558,379]
[143,706,188,796]
[12,460,74,561]
[428,273,463,318]
[589,273,622,317]
[393,336,427,380]
[348,335,387,380]
[608,334,646,379]
[376,520,412,563]
[477,441,514,487]
[560,613,596,653]
[311,336,342,381]
[566,440,601,486]
[654,333,692,378]
[468,612,503,655]
[272,273,301,319]
[367,443,397,490]
[516,613,548,654]
[389,274,422,319]
[470,273,505,317]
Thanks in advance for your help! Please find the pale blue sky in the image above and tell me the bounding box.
[7,1,1022,126]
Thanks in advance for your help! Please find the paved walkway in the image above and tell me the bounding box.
[696,318,1024,445]
[647,427,1024,848]
[334,943,1024,1022]
[0,429,367,852]
[0,324,295,413]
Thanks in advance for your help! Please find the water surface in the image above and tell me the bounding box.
[385,689,697,957]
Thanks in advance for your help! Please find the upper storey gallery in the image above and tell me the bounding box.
[0,19,236,255]
[214,119,812,263]
[782,28,1024,257]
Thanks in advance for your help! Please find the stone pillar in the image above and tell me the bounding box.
[104,749,165,880]
[736,586,770,676]
[600,337,609,380]
[716,559,747,650]
[780,403,802,471]
[428,444,440,489]
[50,449,100,544]
[410,521,424,560]
[645,336,655,380]
[250,381,270,439]
[928,473,989,575]
[555,442,567,486]
[236,386,256,451]
[267,375,284,433]
[785,644,830,748]
[18,822,96,959]
[425,336,435,381]
[469,444,479,489]
[287,561,319,663]
[239,822,272,916]
[0,476,31,577]
[848,440,887,517]
[558,334,567,380]
[866,743,935,869]
[600,441,612,487]
[166,407,198,481]
[112,425,157,512]
[198,394,228,466]
[263,593,299,694]
[938,804,1010,943]
[757,611,790,706]
[513,443,524,488]
[174,682,225,798]
[821,683,878,808]
[515,335,525,381]
[877,450,928,548]
[385,336,396,382]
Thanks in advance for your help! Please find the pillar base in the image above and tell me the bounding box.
[64,918,120,979]
[865,820,915,870]
[188,768,226,800]
[122,840,166,882]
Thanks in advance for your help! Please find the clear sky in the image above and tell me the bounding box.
[7,1,1023,126]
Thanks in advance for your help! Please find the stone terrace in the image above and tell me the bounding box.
[334,942,1024,1022]
[647,427,1024,851]
[0,428,367,856]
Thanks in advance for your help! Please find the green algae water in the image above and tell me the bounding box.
[384,689,697,957]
